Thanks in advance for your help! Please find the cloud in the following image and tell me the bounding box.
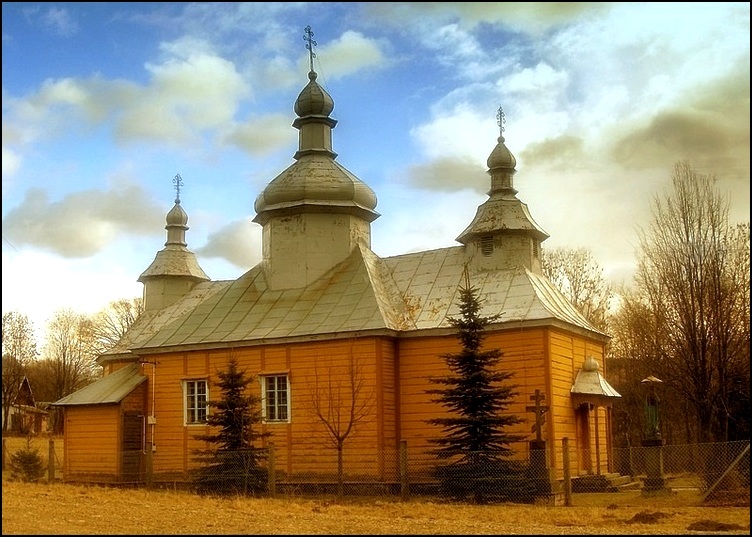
[118,41,250,143]
[42,7,79,37]
[363,3,610,35]
[309,30,391,79]
[195,219,262,269]
[223,113,296,156]
[2,37,251,149]
[405,157,487,193]
[519,134,586,169]
[611,67,750,182]
[1,147,21,179]
[2,183,164,257]
[411,103,496,163]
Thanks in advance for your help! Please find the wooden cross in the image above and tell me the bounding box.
[526,389,549,442]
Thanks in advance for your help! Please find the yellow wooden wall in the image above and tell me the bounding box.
[144,337,398,482]
[61,381,148,483]
[65,323,611,483]
[62,404,121,482]
[398,326,548,473]
[547,327,610,477]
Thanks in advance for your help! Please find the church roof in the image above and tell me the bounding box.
[100,244,605,361]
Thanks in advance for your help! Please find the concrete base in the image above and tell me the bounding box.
[642,485,675,497]
[643,476,667,492]
[535,491,566,506]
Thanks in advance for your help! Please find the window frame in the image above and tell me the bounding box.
[183,379,209,425]
[260,374,290,423]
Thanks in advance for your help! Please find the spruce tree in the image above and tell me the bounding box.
[9,436,45,483]
[426,279,532,504]
[193,357,270,495]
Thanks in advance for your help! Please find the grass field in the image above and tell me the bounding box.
[2,435,749,535]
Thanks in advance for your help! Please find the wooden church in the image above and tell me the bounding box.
[53,33,620,487]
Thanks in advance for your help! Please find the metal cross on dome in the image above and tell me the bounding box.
[173,173,183,204]
[496,105,506,137]
[303,25,317,72]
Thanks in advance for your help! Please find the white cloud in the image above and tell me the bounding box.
[2,183,163,257]
[195,219,262,270]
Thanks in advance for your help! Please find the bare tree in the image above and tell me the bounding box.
[2,312,38,432]
[44,309,100,407]
[307,345,375,497]
[617,161,750,443]
[608,286,691,444]
[89,297,143,355]
[541,246,612,333]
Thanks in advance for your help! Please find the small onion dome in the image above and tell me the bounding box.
[165,201,188,227]
[583,356,600,372]
[294,71,334,118]
[486,135,517,170]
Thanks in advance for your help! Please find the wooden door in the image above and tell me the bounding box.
[121,411,144,483]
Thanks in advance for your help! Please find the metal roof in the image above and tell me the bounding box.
[52,363,146,406]
[571,356,621,402]
[97,244,606,360]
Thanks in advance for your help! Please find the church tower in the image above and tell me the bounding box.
[138,174,210,312]
[253,27,379,290]
[457,107,549,273]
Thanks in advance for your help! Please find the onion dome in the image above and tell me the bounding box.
[294,71,334,118]
[487,134,517,171]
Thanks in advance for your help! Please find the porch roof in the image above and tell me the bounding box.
[570,356,621,406]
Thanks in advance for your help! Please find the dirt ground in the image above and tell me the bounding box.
[2,480,750,535]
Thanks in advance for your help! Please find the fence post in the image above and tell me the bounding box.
[399,439,409,501]
[145,447,153,488]
[48,438,55,482]
[268,442,276,498]
[562,437,572,506]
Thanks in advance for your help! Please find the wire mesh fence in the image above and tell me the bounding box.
[2,436,749,507]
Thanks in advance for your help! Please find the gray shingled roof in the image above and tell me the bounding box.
[52,363,146,406]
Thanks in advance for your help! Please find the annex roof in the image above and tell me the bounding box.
[52,363,146,406]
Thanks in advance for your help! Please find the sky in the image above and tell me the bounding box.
[2,2,750,343]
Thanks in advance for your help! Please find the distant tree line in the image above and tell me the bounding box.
[2,298,143,434]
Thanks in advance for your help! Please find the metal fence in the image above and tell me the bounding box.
[3,437,749,506]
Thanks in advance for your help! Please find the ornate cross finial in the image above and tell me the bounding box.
[303,25,317,72]
[496,105,506,137]
[173,173,183,204]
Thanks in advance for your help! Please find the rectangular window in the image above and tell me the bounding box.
[184,379,208,425]
[262,375,289,422]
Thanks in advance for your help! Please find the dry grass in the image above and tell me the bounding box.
[3,481,750,535]
[2,435,749,535]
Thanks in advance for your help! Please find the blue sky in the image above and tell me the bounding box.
[2,2,750,341]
